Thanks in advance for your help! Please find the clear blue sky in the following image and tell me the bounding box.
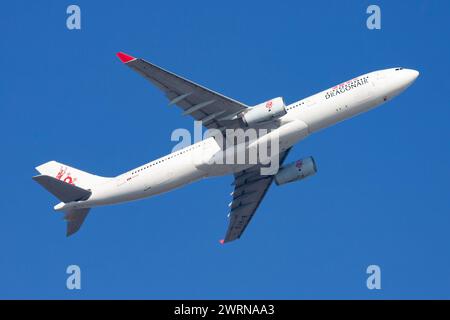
[1,0,449,299]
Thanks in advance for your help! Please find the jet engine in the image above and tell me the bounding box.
[274,157,317,186]
[242,97,287,126]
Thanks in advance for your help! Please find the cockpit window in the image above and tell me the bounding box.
[395,67,404,71]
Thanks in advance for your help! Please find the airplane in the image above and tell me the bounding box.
[33,52,419,243]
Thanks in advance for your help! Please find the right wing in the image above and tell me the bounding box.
[117,52,248,130]
[221,148,292,243]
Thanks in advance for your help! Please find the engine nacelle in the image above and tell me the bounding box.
[274,157,317,186]
[242,97,287,126]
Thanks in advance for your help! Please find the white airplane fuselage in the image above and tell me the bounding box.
[55,67,419,212]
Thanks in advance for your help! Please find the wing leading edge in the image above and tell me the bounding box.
[117,52,248,130]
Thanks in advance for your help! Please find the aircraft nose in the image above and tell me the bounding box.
[405,69,420,84]
[394,68,419,91]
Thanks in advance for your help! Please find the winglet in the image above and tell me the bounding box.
[219,239,225,245]
[116,52,136,63]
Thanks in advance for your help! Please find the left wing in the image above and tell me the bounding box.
[221,148,292,244]
[117,52,248,130]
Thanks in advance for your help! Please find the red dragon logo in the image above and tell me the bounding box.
[55,166,77,185]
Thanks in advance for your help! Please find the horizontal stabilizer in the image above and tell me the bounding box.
[64,208,90,236]
[33,175,91,203]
